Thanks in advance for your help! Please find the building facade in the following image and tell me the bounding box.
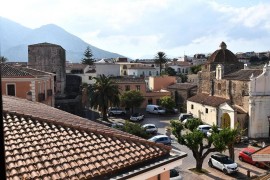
[28,42,66,95]
[187,42,270,138]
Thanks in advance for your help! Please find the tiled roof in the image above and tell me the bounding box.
[223,69,263,81]
[167,83,197,90]
[187,93,229,107]
[66,63,88,70]
[252,145,270,155]
[1,64,52,77]
[17,67,53,76]
[1,64,34,78]
[3,96,172,179]
[207,48,238,64]
[112,77,145,83]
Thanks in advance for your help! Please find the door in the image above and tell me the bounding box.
[221,113,231,128]
[7,84,15,96]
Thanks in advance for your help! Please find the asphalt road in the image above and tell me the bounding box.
[109,113,268,180]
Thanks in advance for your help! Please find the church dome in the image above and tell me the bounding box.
[207,42,238,64]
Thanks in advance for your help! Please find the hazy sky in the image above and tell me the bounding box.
[1,0,270,59]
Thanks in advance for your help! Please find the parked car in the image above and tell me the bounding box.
[197,125,212,135]
[206,128,222,137]
[142,124,158,134]
[148,135,171,145]
[239,147,269,168]
[146,105,166,114]
[111,122,124,129]
[166,108,179,114]
[170,169,183,180]
[130,113,144,122]
[179,113,193,122]
[108,107,126,116]
[208,153,238,174]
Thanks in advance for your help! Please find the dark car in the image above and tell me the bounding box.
[239,147,269,168]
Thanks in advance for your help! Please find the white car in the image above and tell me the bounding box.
[142,124,158,134]
[208,153,238,174]
[206,128,222,137]
[179,113,193,122]
[130,113,144,122]
[197,125,212,135]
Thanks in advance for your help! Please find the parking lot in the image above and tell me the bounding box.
[108,113,269,180]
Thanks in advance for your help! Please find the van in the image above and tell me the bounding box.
[146,105,166,114]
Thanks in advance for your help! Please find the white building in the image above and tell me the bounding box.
[128,66,159,77]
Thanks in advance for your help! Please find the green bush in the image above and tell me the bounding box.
[122,121,151,139]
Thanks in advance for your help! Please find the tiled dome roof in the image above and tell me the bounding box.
[207,42,238,64]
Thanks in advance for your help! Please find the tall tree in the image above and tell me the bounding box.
[164,67,176,76]
[81,46,94,65]
[120,90,144,114]
[154,51,168,75]
[159,96,176,112]
[171,120,228,172]
[0,56,8,63]
[88,75,120,121]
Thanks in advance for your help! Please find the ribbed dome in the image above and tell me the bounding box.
[207,42,238,63]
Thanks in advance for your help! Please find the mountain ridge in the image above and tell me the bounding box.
[0,17,126,62]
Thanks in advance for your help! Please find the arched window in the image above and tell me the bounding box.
[218,83,221,90]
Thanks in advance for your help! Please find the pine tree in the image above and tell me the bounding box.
[81,46,94,65]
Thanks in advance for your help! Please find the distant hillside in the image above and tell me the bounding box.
[0,17,126,62]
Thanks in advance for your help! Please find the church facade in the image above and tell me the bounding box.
[187,42,270,138]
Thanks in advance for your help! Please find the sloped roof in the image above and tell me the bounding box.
[1,64,52,77]
[112,77,145,83]
[223,69,263,81]
[187,93,229,107]
[3,96,175,179]
[66,63,88,71]
[1,64,34,78]
[28,42,63,48]
[167,83,197,90]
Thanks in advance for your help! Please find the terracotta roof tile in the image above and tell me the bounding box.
[3,95,172,179]
[223,69,263,80]
[188,93,229,107]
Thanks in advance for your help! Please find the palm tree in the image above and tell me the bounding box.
[154,51,168,75]
[88,75,120,121]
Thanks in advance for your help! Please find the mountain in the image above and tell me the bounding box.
[0,17,126,62]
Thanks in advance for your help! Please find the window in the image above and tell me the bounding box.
[205,108,208,113]
[156,99,160,105]
[89,76,92,80]
[149,71,152,76]
[125,85,130,91]
[191,104,194,109]
[218,83,221,90]
[7,84,15,96]
[148,98,153,104]
[136,85,140,91]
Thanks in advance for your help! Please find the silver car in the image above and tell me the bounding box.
[148,135,171,145]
